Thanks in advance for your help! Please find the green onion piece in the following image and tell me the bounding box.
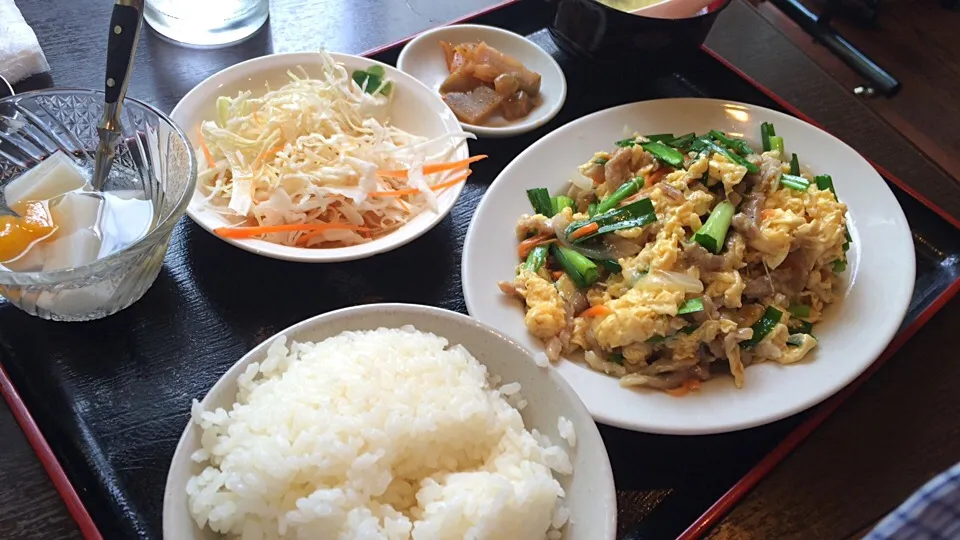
[702,139,760,174]
[366,65,386,77]
[689,136,710,154]
[760,122,775,151]
[594,157,609,165]
[609,353,625,364]
[693,200,735,254]
[640,141,686,168]
[526,188,554,216]
[786,334,805,347]
[815,174,837,196]
[709,130,754,156]
[741,306,783,348]
[525,245,549,272]
[615,137,637,148]
[551,245,599,289]
[588,214,657,239]
[597,259,622,274]
[566,198,656,239]
[788,302,811,319]
[769,135,785,155]
[681,325,698,335]
[352,69,389,95]
[646,334,666,344]
[596,176,643,214]
[568,199,658,243]
[551,196,575,216]
[793,320,814,335]
[667,132,697,150]
[832,259,847,273]
[780,174,810,191]
[587,202,598,217]
[793,321,813,336]
[645,133,675,143]
[678,297,704,315]
[790,153,800,176]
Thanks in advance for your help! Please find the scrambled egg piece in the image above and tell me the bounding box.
[704,270,745,308]
[685,155,710,182]
[591,287,685,348]
[630,193,704,271]
[708,154,748,196]
[757,205,806,268]
[793,187,848,268]
[515,269,566,340]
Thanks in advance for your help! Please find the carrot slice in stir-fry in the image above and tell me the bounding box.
[568,222,599,241]
[517,234,554,259]
[580,304,611,318]
[665,379,702,397]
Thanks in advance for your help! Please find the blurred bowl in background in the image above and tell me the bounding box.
[549,0,732,61]
[0,89,196,322]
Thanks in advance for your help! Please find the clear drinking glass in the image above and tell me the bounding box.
[0,90,197,322]
[144,0,269,47]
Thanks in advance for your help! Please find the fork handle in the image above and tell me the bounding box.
[104,0,144,105]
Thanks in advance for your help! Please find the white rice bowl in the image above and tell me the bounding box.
[185,327,573,539]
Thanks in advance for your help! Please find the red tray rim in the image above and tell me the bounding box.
[2,1,958,539]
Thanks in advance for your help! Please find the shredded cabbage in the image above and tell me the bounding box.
[196,51,473,248]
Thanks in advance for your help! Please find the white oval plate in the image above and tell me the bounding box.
[171,52,468,263]
[163,304,616,540]
[463,98,915,435]
[397,24,567,138]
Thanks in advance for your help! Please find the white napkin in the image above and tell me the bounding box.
[0,0,50,84]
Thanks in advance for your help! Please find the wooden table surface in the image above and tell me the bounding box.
[2,0,959,538]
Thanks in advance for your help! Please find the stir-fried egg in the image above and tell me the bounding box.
[502,129,851,394]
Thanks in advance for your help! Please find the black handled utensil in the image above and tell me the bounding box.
[92,0,144,191]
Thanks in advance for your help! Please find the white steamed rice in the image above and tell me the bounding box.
[186,327,573,539]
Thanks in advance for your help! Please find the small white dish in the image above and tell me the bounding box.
[170,52,468,263]
[462,97,915,435]
[397,24,567,138]
[163,303,617,540]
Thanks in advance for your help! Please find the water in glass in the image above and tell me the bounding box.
[144,0,269,47]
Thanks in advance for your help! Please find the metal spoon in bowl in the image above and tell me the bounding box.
[92,0,144,192]
[0,74,19,218]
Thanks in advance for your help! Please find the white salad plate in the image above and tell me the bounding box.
[462,97,916,435]
[397,24,567,138]
[163,303,617,540]
[171,52,469,263]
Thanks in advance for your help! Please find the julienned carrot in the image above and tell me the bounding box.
[517,234,554,260]
[665,378,702,397]
[214,222,366,239]
[197,127,216,168]
[369,170,472,198]
[551,271,564,281]
[431,169,473,192]
[580,304,611,318]
[568,222,599,241]
[378,155,488,178]
[298,222,367,244]
[253,146,284,170]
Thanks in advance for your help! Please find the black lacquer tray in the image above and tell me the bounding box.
[2,1,958,539]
